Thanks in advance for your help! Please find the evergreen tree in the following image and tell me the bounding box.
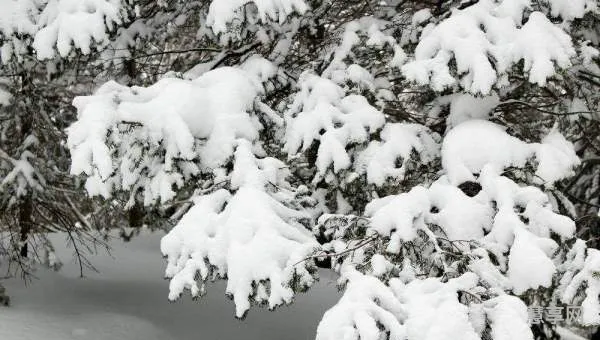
[1,0,599,339]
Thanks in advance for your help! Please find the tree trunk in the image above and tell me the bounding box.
[18,195,33,258]
[17,71,34,258]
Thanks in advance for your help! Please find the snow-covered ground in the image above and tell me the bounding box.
[0,231,340,340]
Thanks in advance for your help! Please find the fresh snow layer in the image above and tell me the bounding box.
[316,267,406,340]
[356,123,438,186]
[442,120,579,186]
[33,0,124,59]
[0,311,173,340]
[284,72,439,185]
[161,186,318,318]
[0,0,125,61]
[401,0,580,93]
[207,0,308,34]
[556,327,591,340]
[445,93,500,129]
[362,120,578,297]
[562,247,600,325]
[316,270,538,340]
[284,73,385,176]
[160,139,320,318]
[68,59,273,205]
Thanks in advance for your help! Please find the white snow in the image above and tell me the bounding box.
[161,141,319,318]
[516,12,575,86]
[484,295,533,340]
[562,248,600,325]
[0,151,44,196]
[507,228,556,294]
[399,273,481,340]
[446,93,500,129]
[534,129,581,186]
[315,266,406,340]
[0,0,37,37]
[207,0,308,34]
[284,73,385,176]
[361,118,580,298]
[161,186,318,317]
[427,180,493,241]
[402,0,578,93]
[442,120,533,184]
[33,0,124,59]
[318,271,488,340]
[356,123,439,186]
[556,327,590,340]
[0,0,38,62]
[366,186,429,249]
[441,120,579,186]
[28,1,597,339]
[547,0,596,20]
[68,59,270,204]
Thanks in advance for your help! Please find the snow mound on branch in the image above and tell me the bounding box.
[365,186,429,252]
[161,142,318,318]
[479,166,575,241]
[0,0,37,62]
[284,73,385,176]
[446,93,500,129]
[0,0,38,37]
[1,151,45,196]
[484,295,533,340]
[356,123,439,186]
[68,62,268,204]
[442,120,533,184]
[317,270,487,340]
[68,56,318,319]
[507,228,557,294]
[207,0,308,34]
[315,267,406,340]
[441,120,579,186]
[400,274,481,340]
[402,1,577,93]
[516,12,574,86]
[365,178,493,248]
[427,180,493,241]
[547,0,597,20]
[0,0,39,62]
[562,248,600,325]
[33,0,125,59]
[534,129,582,185]
[365,154,576,294]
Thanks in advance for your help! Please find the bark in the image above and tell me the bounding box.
[18,195,33,258]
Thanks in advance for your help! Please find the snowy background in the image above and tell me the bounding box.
[0,231,340,340]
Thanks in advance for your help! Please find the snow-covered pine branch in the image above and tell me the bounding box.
[1,0,126,61]
[67,56,322,317]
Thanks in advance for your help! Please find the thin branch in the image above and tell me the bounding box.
[132,47,222,59]
[63,193,93,230]
[293,235,378,267]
